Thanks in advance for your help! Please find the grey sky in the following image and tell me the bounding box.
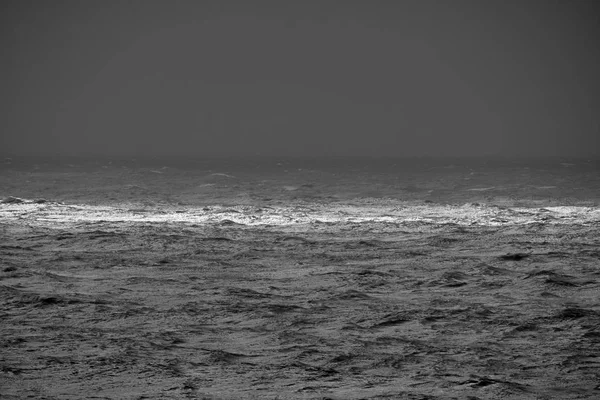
[2,1,599,157]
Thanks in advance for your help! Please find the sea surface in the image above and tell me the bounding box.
[2,156,600,398]
[1,155,599,207]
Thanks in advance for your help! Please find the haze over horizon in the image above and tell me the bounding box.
[2,1,599,158]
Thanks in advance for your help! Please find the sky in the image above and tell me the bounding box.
[2,1,599,158]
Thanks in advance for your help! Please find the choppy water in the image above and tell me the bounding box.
[1,155,598,207]
[2,156,600,399]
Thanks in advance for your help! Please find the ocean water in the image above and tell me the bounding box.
[1,155,598,207]
[2,155,600,398]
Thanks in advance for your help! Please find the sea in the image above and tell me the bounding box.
[2,155,600,398]
[1,155,598,208]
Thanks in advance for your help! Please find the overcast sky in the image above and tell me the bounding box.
[2,1,599,158]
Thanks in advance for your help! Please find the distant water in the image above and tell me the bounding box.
[1,156,599,207]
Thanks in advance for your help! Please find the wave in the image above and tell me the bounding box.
[2,197,599,230]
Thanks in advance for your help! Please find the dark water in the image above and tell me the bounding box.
[1,155,599,206]
[2,156,600,398]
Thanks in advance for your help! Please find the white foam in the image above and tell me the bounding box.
[1,199,599,230]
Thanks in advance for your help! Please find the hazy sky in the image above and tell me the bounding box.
[2,1,599,157]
